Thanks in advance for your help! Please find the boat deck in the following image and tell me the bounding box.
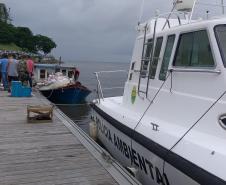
[0,91,139,185]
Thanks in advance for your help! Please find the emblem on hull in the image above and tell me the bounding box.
[131,86,137,104]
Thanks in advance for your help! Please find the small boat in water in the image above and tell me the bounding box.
[40,83,91,104]
[91,0,226,185]
[38,73,91,104]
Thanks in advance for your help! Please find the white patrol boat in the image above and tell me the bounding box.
[91,0,226,184]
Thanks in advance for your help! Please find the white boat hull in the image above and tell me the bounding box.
[93,108,199,185]
[90,13,226,185]
[92,103,226,185]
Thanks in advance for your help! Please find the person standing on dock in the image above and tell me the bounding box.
[0,60,2,86]
[26,55,34,88]
[7,54,19,92]
[18,55,28,86]
[0,53,9,91]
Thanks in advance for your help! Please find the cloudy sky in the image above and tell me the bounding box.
[1,0,223,63]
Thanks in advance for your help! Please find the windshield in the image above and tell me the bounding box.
[215,25,226,67]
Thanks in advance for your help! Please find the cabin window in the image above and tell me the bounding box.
[62,69,66,76]
[159,35,175,81]
[145,39,153,58]
[174,30,214,67]
[55,68,60,73]
[131,62,135,70]
[141,39,153,78]
[40,69,46,79]
[129,73,133,81]
[68,70,73,78]
[149,37,163,79]
[215,25,226,67]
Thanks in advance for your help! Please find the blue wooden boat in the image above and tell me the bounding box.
[40,83,91,104]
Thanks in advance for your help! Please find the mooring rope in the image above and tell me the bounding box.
[46,89,54,98]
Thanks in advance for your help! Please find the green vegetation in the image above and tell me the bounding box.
[0,43,22,51]
[34,35,57,54]
[0,3,57,54]
[0,3,10,23]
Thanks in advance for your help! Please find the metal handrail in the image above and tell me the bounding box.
[138,11,184,33]
[102,87,125,90]
[141,12,183,98]
[95,72,104,100]
[94,70,128,101]
[189,0,198,23]
[146,18,157,97]
[161,1,181,30]
[169,68,221,74]
[138,23,148,97]
[95,70,128,74]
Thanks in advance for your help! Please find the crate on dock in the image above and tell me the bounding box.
[11,81,22,97]
[27,105,54,123]
[11,81,32,97]
[21,87,32,97]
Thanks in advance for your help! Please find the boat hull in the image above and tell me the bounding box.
[92,104,225,185]
[92,109,172,185]
[40,85,91,104]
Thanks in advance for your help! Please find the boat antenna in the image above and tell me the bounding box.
[206,10,210,19]
[138,0,145,25]
[221,0,225,14]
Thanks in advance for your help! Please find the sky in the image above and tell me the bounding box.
[1,0,223,63]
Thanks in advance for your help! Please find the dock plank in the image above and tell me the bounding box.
[0,91,118,185]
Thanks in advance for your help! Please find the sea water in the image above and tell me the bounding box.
[58,61,129,132]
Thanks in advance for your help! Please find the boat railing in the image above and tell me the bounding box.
[138,0,225,98]
[169,68,221,74]
[183,0,226,21]
[94,70,128,102]
[196,0,226,16]
[137,10,187,98]
[151,0,226,32]
[155,11,184,30]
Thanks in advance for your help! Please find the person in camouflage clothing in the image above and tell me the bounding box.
[18,56,29,85]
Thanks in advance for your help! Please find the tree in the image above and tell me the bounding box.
[0,3,57,54]
[0,21,15,43]
[14,27,36,52]
[34,35,57,54]
[0,3,10,23]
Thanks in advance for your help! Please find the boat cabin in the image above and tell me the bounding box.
[92,1,226,184]
[125,17,226,108]
[34,64,75,82]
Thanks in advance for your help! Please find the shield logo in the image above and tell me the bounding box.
[131,86,137,104]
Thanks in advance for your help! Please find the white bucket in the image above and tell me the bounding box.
[89,121,97,141]
[175,0,196,12]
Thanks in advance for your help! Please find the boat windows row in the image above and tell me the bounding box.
[138,29,217,81]
[38,68,74,80]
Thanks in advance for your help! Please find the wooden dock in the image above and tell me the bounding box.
[0,91,140,185]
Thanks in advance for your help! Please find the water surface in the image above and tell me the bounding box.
[58,61,129,132]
